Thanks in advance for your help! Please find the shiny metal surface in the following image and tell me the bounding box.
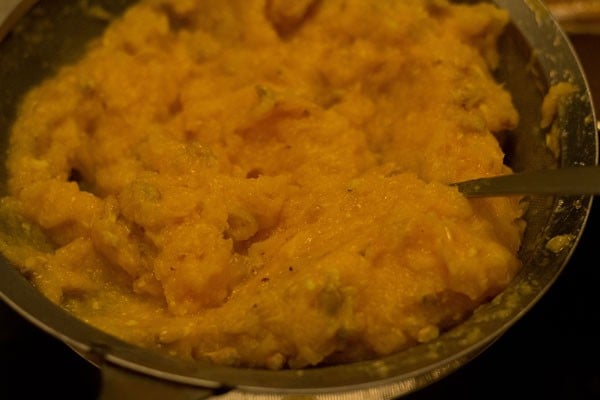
[0,1,597,399]
[455,165,600,197]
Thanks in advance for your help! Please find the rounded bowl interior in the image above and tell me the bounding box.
[0,0,597,398]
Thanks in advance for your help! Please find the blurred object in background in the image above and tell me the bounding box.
[545,0,600,34]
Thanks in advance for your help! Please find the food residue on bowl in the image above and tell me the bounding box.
[540,81,578,159]
[545,234,574,253]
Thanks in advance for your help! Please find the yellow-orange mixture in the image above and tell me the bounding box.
[0,0,524,369]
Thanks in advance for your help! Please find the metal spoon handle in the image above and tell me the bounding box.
[455,165,600,197]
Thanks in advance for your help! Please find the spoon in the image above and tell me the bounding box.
[454,165,600,197]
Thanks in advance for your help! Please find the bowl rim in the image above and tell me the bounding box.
[0,0,597,396]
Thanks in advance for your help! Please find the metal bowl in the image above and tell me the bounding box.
[0,1,597,399]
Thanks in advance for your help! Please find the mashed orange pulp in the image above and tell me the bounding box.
[1,0,524,369]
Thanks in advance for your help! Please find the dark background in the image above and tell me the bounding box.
[1,27,599,400]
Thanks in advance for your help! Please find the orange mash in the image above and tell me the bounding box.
[0,0,524,369]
